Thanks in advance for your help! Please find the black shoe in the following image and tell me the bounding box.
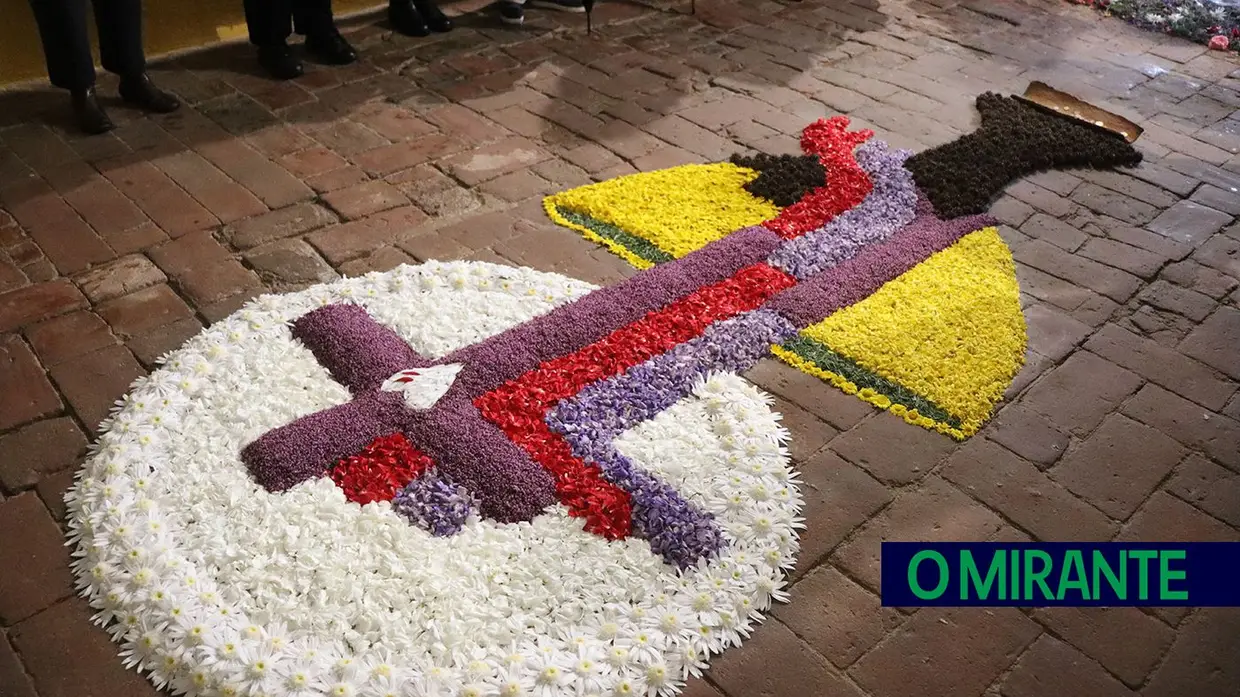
[413,0,453,32]
[71,88,115,135]
[390,0,430,36]
[118,74,181,114]
[258,42,305,80]
[305,29,358,65]
[497,1,524,25]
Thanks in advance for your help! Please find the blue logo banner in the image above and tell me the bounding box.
[881,542,1240,607]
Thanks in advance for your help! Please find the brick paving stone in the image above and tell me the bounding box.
[985,404,1070,468]
[147,230,232,275]
[9,598,161,697]
[1191,233,1240,280]
[127,317,203,367]
[244,239,340,287]
[1084,324,1236,410]
[224,202,339,250]
[679,678,726,697]
[1013,240,1142,303]
[0,335,61,432]
[1032,606,1173,688]
[745,359,872,431]
[792,449,891,578]
[0,418,87,493]
[97,156,219,238]
[1053,413,1187,520]
[49,345,145,431]
[1143,608,1240,697]
[1019,351,1143,437]
[1166,453,1240,527]
[1117,490,1240,543]
[309,205,431,264]
[774,564,903,668]
[999,635,1136,697]
[1086,216,1192,262]
[0,632,37,697]
[322,180,410,220]
[1023,302,1092,362]
[35,468,75,522]
[24,311,118,367]
[1147,200,1234,245]
[2,185,117,275]
[828,411,956,485]
[1015,263,1094,311]
[154,150,268,224]
[1137,279,1217,322]
[97,284,195,339]
[176,260,263,307]
[0,280,87,334]
[850,607,1039,697]
[1179,306,1240,380]
[1123,384,1240,471]
[1070,183,1159,226]
[0,493,73,625]
[1078,237,1168,278]
[73,254,167,304]
[771,395,836,462]
[708,619,866,697]
[834,477,1005,592]
[944,438,1117,541]
[1191,183,1240,215]
[1019,213,1088,252]
[1079,168,1181,209]
[440,137,551,186]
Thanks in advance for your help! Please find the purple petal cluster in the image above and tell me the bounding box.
[292,304,433,394]
[769,141,920,280]
[549,309,797,568]
[392,469,479,536]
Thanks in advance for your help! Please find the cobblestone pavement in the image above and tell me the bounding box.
[2,0,1239,695]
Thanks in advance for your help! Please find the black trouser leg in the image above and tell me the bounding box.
[92,0,145,79]
[243,0,294,45]
[26,0,96,91]
[292,0,335,38]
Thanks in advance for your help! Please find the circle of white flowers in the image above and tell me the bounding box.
[67,261,804,697]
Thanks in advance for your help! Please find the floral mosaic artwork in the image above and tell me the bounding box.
[69,92,1144,697]
[546,94,1144,439]
[1069,0,1240,53]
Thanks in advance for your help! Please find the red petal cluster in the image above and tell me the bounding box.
[329,432,434,505]
[476,263,796,539]
[763,116,875,239]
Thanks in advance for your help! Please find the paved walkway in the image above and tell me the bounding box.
[1,0,1239,695]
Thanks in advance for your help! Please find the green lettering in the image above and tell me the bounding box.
[1023,550,1054,600]
[909,551,949,600]
[1092,550,1126,600]
[1011,548,1019,600]
[962,550,1005,600]
[1159,550,1188,601]
[1130,550,1158,600]
[1056,550,1090,600]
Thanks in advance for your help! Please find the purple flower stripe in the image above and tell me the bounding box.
[402,396,558,523]
[769,141,919,280]
[766,208,996,329]
[292,304,434,394]
[242,391,409,492]
[392,469,479,536]
[446,225,784,398]
[549,309,798,568]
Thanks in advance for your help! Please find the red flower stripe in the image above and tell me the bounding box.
[329,432,434,505]
[475,263,798,539]
[763,116,875,240]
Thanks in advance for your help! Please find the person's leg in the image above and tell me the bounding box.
[92,0,179,113]
[26,0,95,91]
[26,0,114,133]
[295,0,357,66]
[244,0,305,80]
